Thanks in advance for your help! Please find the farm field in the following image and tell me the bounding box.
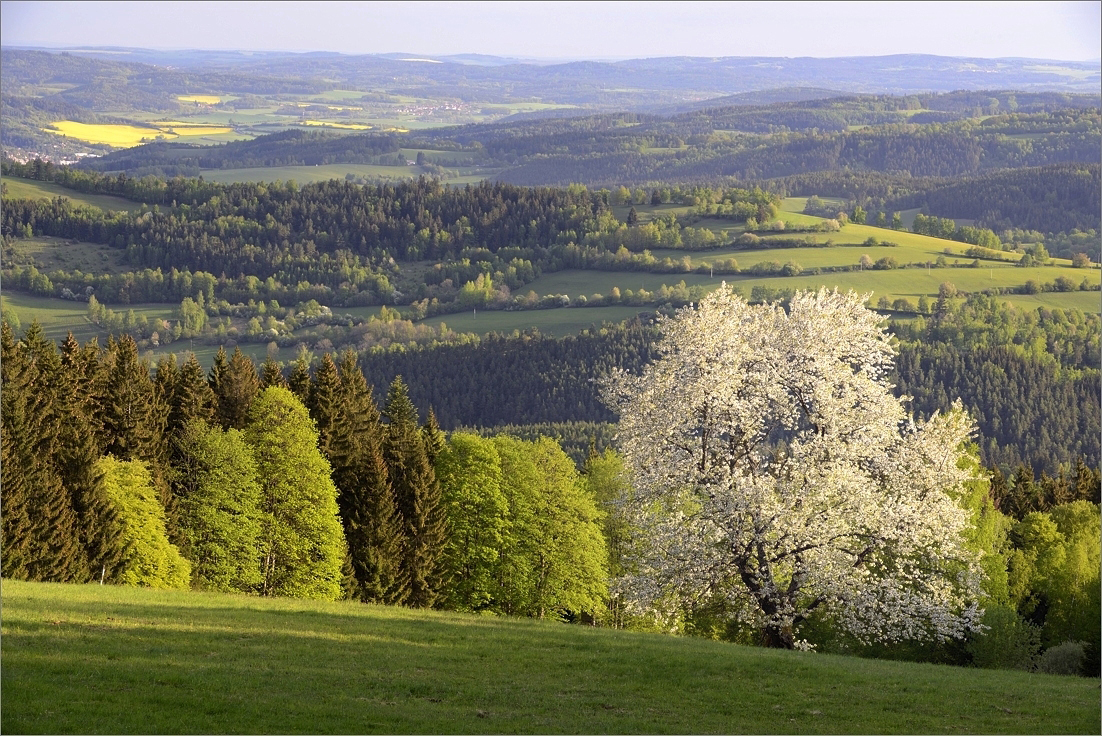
[3,580,1097,735]
[512,265,1098,313]
[419,305,656,336]
[4,235,130,274]
[2,176,143,212]
[44,121,234,147]
[199,163,494,185]
[0,292,175,344]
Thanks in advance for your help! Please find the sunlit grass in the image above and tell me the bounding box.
[177,95,222,104]
[44,121,232,147]
[2,580,1097,734]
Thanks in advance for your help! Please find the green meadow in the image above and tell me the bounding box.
[0,292,175,344]
[2,580,1097,735]
[419,305,656,336]
[2,176,143,212]
[199,163,494,185]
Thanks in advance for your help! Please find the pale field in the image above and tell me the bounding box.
[299,120,372,130]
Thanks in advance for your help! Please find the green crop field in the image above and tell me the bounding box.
[199,163,493,185]
[419,305,656,336]
[2,176,143,212]
[4,235,130,274]
[2,580,1097,735]
[508,265,1097,313]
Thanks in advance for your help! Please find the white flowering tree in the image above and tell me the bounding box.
[603,286,984,648]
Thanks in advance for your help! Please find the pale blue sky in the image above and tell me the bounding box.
[2,1,1100,61]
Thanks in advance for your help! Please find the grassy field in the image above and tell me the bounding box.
[2,580,1097,735]
[0,292,175,344]
[198,163,493,185]
[419,305,656,336]
[2,176,143,212]
[4,235,130,274]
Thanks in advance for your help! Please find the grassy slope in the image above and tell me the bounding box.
[2,176,143,212]
[199,163,494,185]
[2,580,1097,735]
[5,235,130,274]
[0,292,175,344]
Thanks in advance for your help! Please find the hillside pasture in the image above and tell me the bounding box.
[3,580,1098,735]
[2,176,143,213]
[4,235,130,274]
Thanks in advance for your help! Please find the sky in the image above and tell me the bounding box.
[2,0,1100,62]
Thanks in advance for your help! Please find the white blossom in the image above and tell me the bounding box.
[603,286,985,648]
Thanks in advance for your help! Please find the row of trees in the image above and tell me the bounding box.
[1,324,610,619]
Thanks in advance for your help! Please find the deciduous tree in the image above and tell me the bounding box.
[602,286,984,648]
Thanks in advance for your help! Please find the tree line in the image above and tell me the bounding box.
[1,323,610,619]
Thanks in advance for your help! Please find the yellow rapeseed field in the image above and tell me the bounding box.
[45,121,234,147]
[45,121,173,146]
[177,95,222,104]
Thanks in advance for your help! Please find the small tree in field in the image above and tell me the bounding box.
[602,285,984,648]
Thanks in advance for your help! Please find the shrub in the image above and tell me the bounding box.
[1036,642,1087,676]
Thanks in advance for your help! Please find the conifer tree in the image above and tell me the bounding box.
[99,335,164,463]
[421,408,445,463]
[170,353,217,434]
[287,351,312,402]
[333,351,407,604]
[307,353,342,459]
[1,323,79,581]
[58,332,125,581]
[259,356,286,389]
[211,347,259,430]
[384,376,446,608]
[14,322,87,581]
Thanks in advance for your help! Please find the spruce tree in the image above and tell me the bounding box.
[171,354,217,433]
[259,356,286,389]
[332,351,407,604]
[307,353,342,459]
[421,408,445,463]
[59,332,125,581]
[0,322,84,581]
[287,350,312,402]
[211,347,259,430]
[384,376,446,608]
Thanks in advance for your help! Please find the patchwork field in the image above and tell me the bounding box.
[3,580,1097,735]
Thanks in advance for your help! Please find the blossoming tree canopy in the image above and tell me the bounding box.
[602,285,985,649]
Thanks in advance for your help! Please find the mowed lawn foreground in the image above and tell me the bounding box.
[2,581,1098,734]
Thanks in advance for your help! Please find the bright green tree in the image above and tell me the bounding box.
[246,387,346,600]
[174,420,263,592]
[492,435,608,619]
[97,455,191,589]
[435,433,507,611]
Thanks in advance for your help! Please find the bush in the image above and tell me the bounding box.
[1036,642,1087,676]
[967,604,1040,670]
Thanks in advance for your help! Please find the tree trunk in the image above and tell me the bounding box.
[762,622,795,649]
